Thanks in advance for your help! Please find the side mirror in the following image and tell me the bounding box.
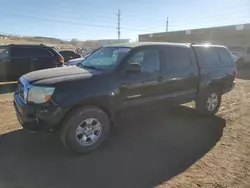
[126,63,141,73]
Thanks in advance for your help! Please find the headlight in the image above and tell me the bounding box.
[27,86,55,104]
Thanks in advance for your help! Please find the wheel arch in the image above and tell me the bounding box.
[57,98,116,131]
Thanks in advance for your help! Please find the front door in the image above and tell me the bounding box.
[119,47,163,108]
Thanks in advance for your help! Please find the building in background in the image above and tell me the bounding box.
[139,23,250,48]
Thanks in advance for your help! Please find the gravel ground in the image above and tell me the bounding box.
[0,76,249,188]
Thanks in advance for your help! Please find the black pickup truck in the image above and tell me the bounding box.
[14,42,236,154]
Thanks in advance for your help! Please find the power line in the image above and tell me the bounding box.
[7,3,250,28]
[10,14,156,33]
[13,15,116,28]
[10,5,117,20]
[121,27,158,33]
[61,0,249,20]
[9,13,248,34]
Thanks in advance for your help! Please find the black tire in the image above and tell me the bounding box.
[60,106,110,154]
[195,88,221,116]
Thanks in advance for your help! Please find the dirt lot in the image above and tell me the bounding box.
[0,72,250,188]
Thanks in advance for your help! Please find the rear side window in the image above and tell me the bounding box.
[163,47,191,70]
[11,47,52,58]
[0,47,9,59]
[195,47,220,66]
[217,48,234,65]
[30,48,53,57]
[60,51,77,56]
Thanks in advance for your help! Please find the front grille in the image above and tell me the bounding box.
[18,80,24,102]
[18,77,31,104]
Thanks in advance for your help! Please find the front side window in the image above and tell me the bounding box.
[60,51,77,57]
[128,49,160,73]
[80,47,131,71]
[0,47,9,59]
[11,47,52,58]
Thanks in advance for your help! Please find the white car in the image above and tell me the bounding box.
[66,57,85,66]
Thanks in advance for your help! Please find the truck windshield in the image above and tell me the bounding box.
[79,47,131,71]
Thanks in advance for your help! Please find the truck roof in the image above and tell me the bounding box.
[107,42,227,49]
[192,44,227,48]
[108,42,191,48]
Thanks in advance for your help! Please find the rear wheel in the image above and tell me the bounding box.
[60,106,110,154]
[195,88,221,116]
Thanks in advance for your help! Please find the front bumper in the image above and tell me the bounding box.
[14,93,68,132]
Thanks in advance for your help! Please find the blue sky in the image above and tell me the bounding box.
[1,0,250,41]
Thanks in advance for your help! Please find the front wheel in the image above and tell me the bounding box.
[60,106,110,154]
[195,89,221,116]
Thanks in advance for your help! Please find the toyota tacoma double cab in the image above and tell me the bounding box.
[14,42,236,154]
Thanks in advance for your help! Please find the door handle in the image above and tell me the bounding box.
[157,76,163,82]
[31,58,38,61]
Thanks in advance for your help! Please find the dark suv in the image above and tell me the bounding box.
[0,44,64,81]
[14,42,236,154]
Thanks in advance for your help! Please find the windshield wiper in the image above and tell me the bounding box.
[81,65,103,71]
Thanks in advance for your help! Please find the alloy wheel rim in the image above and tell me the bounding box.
[207,93,218,112]
[75,118,102,146]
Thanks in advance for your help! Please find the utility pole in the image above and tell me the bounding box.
[166,17,169,32]
[117,9,121,40]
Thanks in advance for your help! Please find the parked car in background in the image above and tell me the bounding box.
[0,44,64,81]
[14,42,236,154]
[231,52,240,62]
[65,48,100,66]
[65,57,85,66]
[229,46,250,68]
[59,50,81,62]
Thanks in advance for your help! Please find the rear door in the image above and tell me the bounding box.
[29,47,56,71]
[10,47,32,80]
[160,46,199,103]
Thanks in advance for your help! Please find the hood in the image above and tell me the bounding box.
[23,66,102,85]
[67,57,85,65]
